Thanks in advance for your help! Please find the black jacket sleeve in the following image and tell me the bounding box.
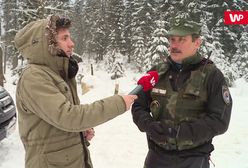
[131,91,153,132]
[176,68,232,144]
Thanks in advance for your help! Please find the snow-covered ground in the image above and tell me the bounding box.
[0,65,247,168]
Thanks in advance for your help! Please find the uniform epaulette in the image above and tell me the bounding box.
[200,58,214,65]
[150,62,170,77]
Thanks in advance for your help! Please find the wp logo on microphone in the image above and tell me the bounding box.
[224,11,248,25]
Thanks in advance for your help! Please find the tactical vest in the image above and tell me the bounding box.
[150,62,215,150]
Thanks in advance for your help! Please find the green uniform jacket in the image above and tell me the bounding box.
[132,54,232,156]
[14,19,126,168]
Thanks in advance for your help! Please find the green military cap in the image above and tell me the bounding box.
[167,15,202,36]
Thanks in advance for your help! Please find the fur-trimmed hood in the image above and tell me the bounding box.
[14,15,68,75]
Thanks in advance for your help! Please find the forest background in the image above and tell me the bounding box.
[0,0,248,85]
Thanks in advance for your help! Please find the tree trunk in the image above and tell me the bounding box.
[90,64,94,76]
[0,47,5,86]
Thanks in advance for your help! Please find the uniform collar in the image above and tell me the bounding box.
[168,52,202,71]
[181,52,202,66]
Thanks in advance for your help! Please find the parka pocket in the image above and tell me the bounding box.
[56,81,72,101]
[44,143,84,168]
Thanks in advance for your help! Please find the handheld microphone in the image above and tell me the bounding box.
[129,71,159,95]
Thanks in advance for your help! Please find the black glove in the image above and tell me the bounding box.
[146,121,177,144]
[146,121,168,143]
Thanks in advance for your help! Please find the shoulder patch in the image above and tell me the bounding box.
[222,85,231,105]
[200,58,213,65]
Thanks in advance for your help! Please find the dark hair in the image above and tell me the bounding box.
[56,17,71,30]
[46,15,72,55]
[192,33,200,42]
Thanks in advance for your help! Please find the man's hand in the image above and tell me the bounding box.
[84,128,95,141]
[121,95,138,111]
[146,121,168,143]
[146,121,177,144]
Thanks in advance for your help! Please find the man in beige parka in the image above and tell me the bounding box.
[14,15,137,168]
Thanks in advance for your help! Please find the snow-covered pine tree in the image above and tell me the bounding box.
[187,0,204,22]
[133,35,146,72]
[206,0,224,31]
[211,19,235,86]
[1,0,19,70]
[122,0,134,63]
[206,0,239,62]
[144,20,169,70]
[156,0,170,29]
[131,0,155,72]
[2,0,70,80]
[232,30,248,81]
[106,0,125,55]
[199,17,213,57]
[92,0,112,62]
[93,16,110,62]
[72,0,105,61]
[104,48,124,79]
[71,0,88,55]
[110,50,125,80]
[16,0,70,26]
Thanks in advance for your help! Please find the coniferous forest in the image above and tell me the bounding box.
[0,0,248,85]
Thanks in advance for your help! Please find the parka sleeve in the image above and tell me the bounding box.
[18,68,126,132]
[176,68,232,145]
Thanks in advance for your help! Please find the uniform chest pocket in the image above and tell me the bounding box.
[182,92,199,100]
[150,89,170,120]
[183,70,206,97]
[150,90,168,112]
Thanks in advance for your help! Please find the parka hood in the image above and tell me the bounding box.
[14,15,68,75]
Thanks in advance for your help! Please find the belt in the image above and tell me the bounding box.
[149,140,178,152]
[149,140,214,157]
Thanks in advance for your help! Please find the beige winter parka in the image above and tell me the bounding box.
[14,16,126,168]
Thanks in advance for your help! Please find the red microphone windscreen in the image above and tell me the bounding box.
[137,71,159,91]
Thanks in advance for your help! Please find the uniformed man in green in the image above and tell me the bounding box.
[131,15,232,168]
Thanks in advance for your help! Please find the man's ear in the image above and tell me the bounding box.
[195,37,202,49]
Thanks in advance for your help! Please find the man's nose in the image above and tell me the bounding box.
[69,38,74,48]
[170,41,179,48]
